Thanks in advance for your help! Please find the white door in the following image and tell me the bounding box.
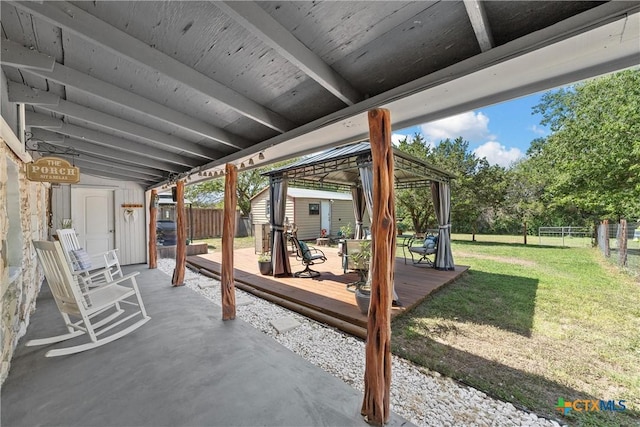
[321,200,331,234]
[71,188,115,259]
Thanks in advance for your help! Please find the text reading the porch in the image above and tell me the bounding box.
[26,157,80,184]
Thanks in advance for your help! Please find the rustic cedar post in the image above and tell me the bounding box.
[148,189,158,269]
[523,221,527,245]
[361,108,394,425]
[221,163,237,320]
[172,180,186,286]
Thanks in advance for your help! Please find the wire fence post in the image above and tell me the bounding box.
[619,219,628,267]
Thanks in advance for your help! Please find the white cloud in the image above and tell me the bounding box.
[391,133,409,146]
[529,124,548,136]
[473,141,523,167]
[420,111,493,143]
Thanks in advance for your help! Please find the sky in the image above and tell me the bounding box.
[391,92,551,168]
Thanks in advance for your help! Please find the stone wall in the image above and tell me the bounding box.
[1,140,48,384]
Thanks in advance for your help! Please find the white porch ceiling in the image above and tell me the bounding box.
[1,1,638,187]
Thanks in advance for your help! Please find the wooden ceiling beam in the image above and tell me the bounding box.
[216,1,362,106]
[10,81,221,160]
[67,160,156,184]
[48,99,220,160]
[65,157,163,182]
[1,39,251,150]
[25,110,200,168]
[7,80,59,105]
[30,128,187,173]
[27,99,220,162]
[463,0,494,52]
[25,111,62,128]
[25,113,194,168]
[10,0,295,133]
[55,123,199,168]
[0,37,55,71]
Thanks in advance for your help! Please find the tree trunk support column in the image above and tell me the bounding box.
[221,163,237,320]
[148,189,158,269]
[172,181,186,286]
[361,108,395,425]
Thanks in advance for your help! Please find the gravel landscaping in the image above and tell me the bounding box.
[158,259,564,427]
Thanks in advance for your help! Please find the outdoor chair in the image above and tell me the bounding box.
[406,234,438,266]
[56,228,123,288]
[291,236,327,278]
[29,240,150,357]
[286,223,298,253]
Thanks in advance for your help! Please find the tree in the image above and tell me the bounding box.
[396,135,508,237]
[185,180,223,208]
[185,159,299,216]
[236,168,269,217]
[396,134,436,232]
[471,159,508,239]
[429,137,487,235]
[503,155,548,241]
[531,69,640,220]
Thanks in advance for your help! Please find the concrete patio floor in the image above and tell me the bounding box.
[2,265,412,427]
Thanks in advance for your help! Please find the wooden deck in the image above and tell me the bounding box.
[187,246,468,339]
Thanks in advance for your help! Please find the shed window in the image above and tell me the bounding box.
[309,203,320,215]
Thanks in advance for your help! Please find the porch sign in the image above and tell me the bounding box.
[26,157,80,184]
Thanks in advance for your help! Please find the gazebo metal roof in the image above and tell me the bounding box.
[263,142,455,190]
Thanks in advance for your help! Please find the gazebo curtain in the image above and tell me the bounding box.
[358,162,374,219]
[270,175,291,277]
[358,161,399,300]
[351,185,366,239]
[431,181,455,270]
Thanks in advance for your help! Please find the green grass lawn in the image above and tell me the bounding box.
[192,236,255,252]
[392,238,640,426]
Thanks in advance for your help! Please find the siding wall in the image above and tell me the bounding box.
[250,190,370,241]
[331,200,357,236]
[293,197,322,240]
[51,175,147,265]
[251,191,294,227]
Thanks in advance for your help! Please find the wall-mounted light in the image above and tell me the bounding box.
[240,162,245,168]
[248,158,254,166]
[258,152,265,160]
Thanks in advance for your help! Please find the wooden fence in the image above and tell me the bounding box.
[189,208,224,239]
[188,208,250,239]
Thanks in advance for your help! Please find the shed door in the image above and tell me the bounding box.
[71,188,115,258]
[321,200,331,234]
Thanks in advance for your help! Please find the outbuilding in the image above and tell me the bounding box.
[250,187,368,241]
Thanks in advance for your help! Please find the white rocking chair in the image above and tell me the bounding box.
[28,240,150,357]
[56,228,123,288]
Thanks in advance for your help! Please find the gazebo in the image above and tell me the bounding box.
[263,142,457,277]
